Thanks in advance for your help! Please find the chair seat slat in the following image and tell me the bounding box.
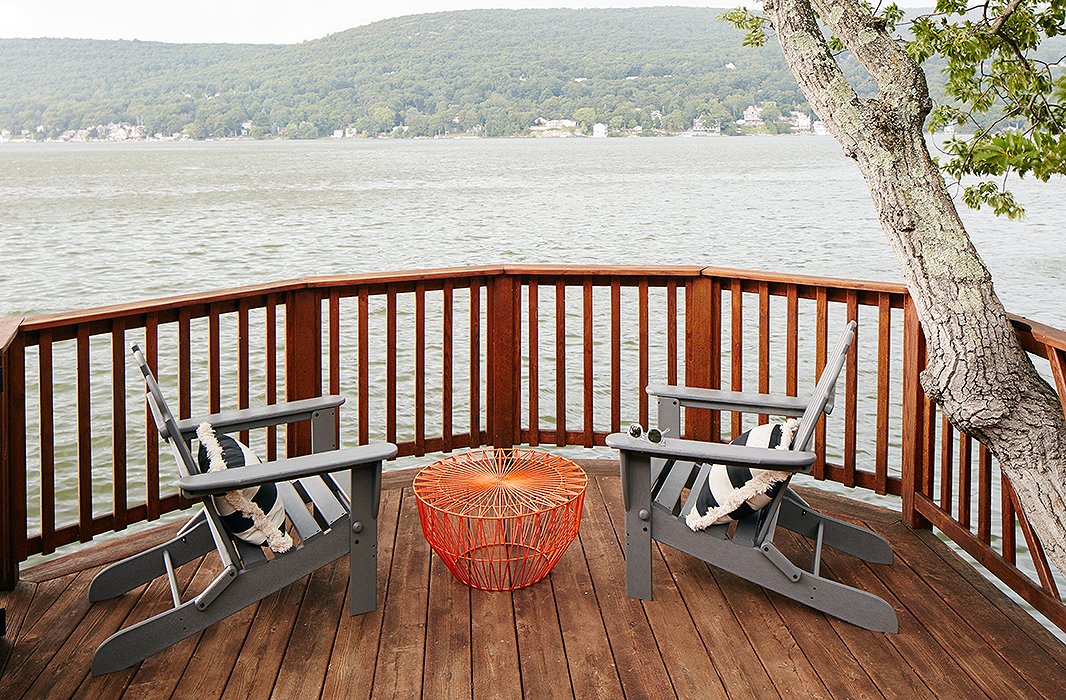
[277,481,323,541]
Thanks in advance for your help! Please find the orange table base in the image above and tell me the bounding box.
[413,448,588,591]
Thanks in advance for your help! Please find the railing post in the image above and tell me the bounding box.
[285,289,322,457]
[489,274,518,448]
[0,317,25,590]
[684,276,714,441]
[901,296,932,530]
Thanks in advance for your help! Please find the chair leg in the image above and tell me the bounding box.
[347,460,381,616]
[89,515,215,602]
[621,452,653,600]
[778,494,893,565]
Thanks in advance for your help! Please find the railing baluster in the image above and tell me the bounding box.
[358,288,369,446]
[710,279,722,441]
[843,291,858,487]
[583,280,594,447]
[209,305,221,415]
[875,293,891,495]
[611,280,621,434]
[265,296,277,461]
[178,308,191,422]
[814,288,828,479]
[77,326,92,542]
[758,282,770,426]
[239,299,251,444]
[415,283,426,455]
[685,277,713,441]
[470,280,481,447]
[638,280,649,430]
[386,288,397,447]
[923,397,936,498]
[109,322,126,534]
[730,279,743,438]
[555,280,566,447]
[1005,475,1060,597]
[1,328,27,585]
[443,281,453,451]
[145,314,160,520]
[978,442,992,545]
[958,430,972,528]
[786,285,798,397]
[528,280,539,445]
[666,280,677,385]
[1047,345,1066,415]
[940,414,953,512]
[1001,468,1016,564]
[39,331,55,552]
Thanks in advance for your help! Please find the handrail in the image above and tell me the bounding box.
[0,264,1063,633]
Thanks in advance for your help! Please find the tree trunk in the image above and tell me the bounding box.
[764,0,1066,576]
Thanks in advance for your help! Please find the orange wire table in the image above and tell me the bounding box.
[413,448,588,591]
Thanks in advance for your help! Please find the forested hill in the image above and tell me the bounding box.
[0,7,872,138]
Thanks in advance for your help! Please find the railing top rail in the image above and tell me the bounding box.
[1009,313,1066,354]
[13,264,915,335]
[0,316,23,353]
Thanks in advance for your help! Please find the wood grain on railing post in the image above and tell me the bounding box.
[786,285,798,397]
[758,282,770,426]
[443,281,454,451]
[528,280,540,445]
[144,315,160,520]
[813,287,828,479]
[109,321,126,534]
[470,280,481,447]
[685,277,713,441]
[939,415,953,513]
[710,279,722,440]
[730,279,743,438]
[327,293,339,441]
[0,319,26,589]
[358,288,369,446]
[611,280,621,434]
[40,331,56,552]
[638,280,649,430]
[386,288,397,448]
[901,297,931,529]
[285,290,322,457]
[875,293,891,494]
[584,280,594,447]
[265,296,278,461]
[415,283,426,455]
[490,275,517,448]
[978,442,992,545]
[240,299,252,444]
[77,326,93,542]
[666,280,677,385]
[208,305,221,415]
[177,308,191,422]
[555,280,566,447]
[959,430,972,527]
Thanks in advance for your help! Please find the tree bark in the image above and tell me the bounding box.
[763,0,1066,576]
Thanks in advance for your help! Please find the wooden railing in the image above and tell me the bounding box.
[1,264,1063,631]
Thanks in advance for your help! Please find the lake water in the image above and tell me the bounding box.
[2,136,1065,634]
[1,137,1063,326]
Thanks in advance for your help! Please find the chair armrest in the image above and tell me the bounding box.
[177,395,346,438]
[605,433,815,473]
[178,442,397,496]
[646,384,810,417]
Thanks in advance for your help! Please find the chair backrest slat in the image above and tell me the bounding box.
[131,343,199,479]
[792,321,856,452]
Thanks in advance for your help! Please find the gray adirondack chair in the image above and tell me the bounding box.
[606,321,898,632]
[88,344,397,675]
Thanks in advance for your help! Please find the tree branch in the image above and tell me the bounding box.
[990,0,1025,36]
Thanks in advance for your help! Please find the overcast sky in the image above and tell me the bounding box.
[1,1,934,44]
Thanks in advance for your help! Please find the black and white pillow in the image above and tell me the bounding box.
[686,419,797,531]
[196,423,292,552]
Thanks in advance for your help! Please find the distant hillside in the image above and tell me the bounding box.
[0,7,911,139]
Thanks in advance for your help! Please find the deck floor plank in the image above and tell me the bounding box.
[219,567,312,699]
[322,488,402,698]
[423,556,473,699]
[549,530,624,699]
[469,588,522,700]
[0,580,38,676]
[1,568,100,699]
[2,474,1064,700]
[877,519,1066,700]
[371,488,431,698]
[580,477,675,697]
[270,557,350,699]
[77,554,205,700]
[598,476,730,699]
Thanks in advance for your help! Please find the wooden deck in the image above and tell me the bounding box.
[2,468,1064,700]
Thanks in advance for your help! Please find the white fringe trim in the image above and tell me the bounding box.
[197,422,293,553]
[685,418,799,532]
